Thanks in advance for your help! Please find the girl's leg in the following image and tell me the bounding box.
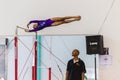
[64,19,80,23]
[51,21,65,26]
[62,16,81,19]
[50,17,65,21]
[50,16,81,21]
[51,18,80,26]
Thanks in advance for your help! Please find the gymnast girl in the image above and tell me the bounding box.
[25,16,81,32]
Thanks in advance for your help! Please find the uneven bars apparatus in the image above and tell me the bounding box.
[16,26,38,80]
[15,26,38,80]
[15,26,52,80]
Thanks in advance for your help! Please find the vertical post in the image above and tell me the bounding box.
[48,68,51,80]
[37,36,41,80]
[94,54,97,80]
[32,32,38,80]
[34,40,37,80]
[14,36,18,80]
[32,41,37,80]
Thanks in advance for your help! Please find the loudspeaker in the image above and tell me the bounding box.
[86,35,104,55]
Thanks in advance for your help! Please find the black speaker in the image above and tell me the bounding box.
[86,35,104,55]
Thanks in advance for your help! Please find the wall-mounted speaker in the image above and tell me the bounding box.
[86,35,104,55]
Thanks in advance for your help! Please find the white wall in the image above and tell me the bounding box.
[1,0,120,80]
[99,0,120,79]
[0,0,114,35]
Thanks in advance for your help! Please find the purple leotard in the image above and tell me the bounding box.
[29,19,54,32]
